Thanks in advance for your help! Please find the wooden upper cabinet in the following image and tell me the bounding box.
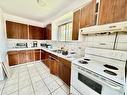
[98,0,127,25]
[29,25,45,40]
[80,0,96,28]
[72,10,80,40]
[6,21,28,39]
[19,24,28,39]
[45,24,52,40]
[6,21,19,39]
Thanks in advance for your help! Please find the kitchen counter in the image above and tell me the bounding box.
[8,47,77,62]
[8,47,40,51]
[41,47,77,61]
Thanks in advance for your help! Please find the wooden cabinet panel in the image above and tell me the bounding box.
[80,0,96,28]
[6,21,19,39]
[58,57,71,86]
[59,61,71,86]
[6,21,28,39]
[42,51,49,67]
[41,50,45,60]
[19,24,28,39]
[49,54,59,75]
[72,10,80,40]
[45,24,52,40]
[98,0,127,25]
[26,50,35,62]
[35,49,41,61]
[59,57,71,68]
[19,51,27,64]
[29,25,45,40]
[8,51,19,66]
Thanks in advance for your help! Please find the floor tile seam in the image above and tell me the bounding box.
[34,63,52,94]
[0,79,6,95]
[34,62,65,94]
[26,64,36,95]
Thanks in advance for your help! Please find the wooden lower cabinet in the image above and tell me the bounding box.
[49,54,59,75]
[41,50,45,60]
[8,50,37,66]
[26,50,35,62]
[35,49,41,61]
[19,51,27,64]
[41,50,71,86]
[42,51,49,67]
[58,57,71,86]
[8,51,19,66]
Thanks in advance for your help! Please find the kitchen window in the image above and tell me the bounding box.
[58,22,72,41]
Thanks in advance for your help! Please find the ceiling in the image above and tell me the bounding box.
[0,0,90,23]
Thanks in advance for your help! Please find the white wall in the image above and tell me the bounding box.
[51,12,73,41]
[4,13,44,27]
[0,9,8,62]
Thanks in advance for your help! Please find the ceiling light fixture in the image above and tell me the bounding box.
[37,0,46,7]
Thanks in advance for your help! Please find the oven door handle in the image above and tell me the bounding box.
[106,82,122,90]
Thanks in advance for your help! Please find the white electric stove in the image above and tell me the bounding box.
[71,48,127,95]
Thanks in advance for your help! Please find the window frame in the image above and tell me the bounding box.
[58,21,72,41]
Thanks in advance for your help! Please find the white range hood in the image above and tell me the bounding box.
[80,21,127,35]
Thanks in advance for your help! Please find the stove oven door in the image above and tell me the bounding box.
[71,67,102,95]
[71,66,124,95]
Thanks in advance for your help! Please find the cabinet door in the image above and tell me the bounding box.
[8,51,19,66]
[49,56,59,75]
[62,64,71,86]
[59,62,71,86]
[45,24,52,40]
[19,24,28,39]
[72,10,80,40]
[35,49,40,61]
[80,0,96,28]
[26,50,35,62]
[59,62,64,81]
[29,25,44,40]
[6,21,28,39]
[41,50,45,60]
[19,51,27,64]
[6,21,19,39]
[43,52,49,67]
[58,58,71,86]
[98,0,127,25]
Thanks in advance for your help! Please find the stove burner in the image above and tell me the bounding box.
[104,70,117,76]
[79,60,88,64]
[104,64,118,70]
[84,58,90,61]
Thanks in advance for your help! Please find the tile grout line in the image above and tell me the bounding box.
[53,77,70,94]
[26,62,36,95]
[35,62,66,95]
[0,79,7,95]
[34,62,52,95]
[1,67,20,95]
[18,67,19,95]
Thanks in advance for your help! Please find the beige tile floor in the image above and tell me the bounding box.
[0,61,70,95]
